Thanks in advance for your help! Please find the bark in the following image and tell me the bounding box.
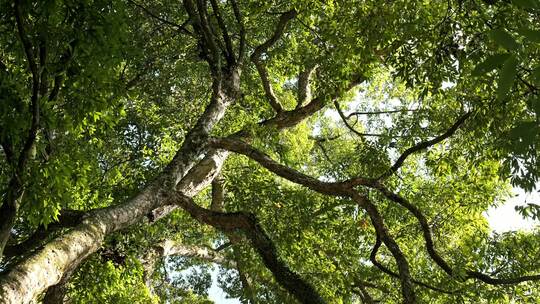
[210,173,225,211]
[42,270,74,304]
[296,65,315,108]
[0,67,237,303]
[42,282,70,304]
[3,210,84,261]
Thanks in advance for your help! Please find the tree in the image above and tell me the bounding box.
[0,0,539,303]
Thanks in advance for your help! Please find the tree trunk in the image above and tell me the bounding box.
[0,72,236,303]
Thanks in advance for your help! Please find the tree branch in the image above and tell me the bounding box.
[183,0,222,72]
[3,210,86,260]
[0,61,237,303]
[229,0,246,64]
[368,232,456,295]
[346,109,419,119]
[349,191,417,303]
[378,112,470,180]
[250,10,297,60]
[172,192,326,304]
[129,0,193,36]
[334,100,408,138]
[377,185,540,286]
[296,65,316,109]
[249,10,297,113]
[211,173,225,211]
[209,0,235,66]
[14,0,40,172]
[254,61,283,112]
[260,74,365,130]
[209,137,370,196]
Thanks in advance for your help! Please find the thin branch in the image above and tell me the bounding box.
[15,0,40,172]
[14,0,38,81]
[376,185,453,274]
[259,74,365,130]
[193,0,222,71]
[3,209,86,260]
[346,109,419,119]
[48,39,77,102]
[254,61,283,112]
[517,73,538,93]
[314,140,336,167]
[129,0,192,36]
[208,174,258,302]
[368,232,456,295]
[250,10,297,113]
[352,278,389,293]
[377,185,540,286]
[229,0,246,64]
[353,283,376,304]
[308,134,341,142]
[214,242,232,252]
[334,100,406,138]
[209,0,235,66]
[350,191,417,303]
[250,10,297,61]
[209,137,374,196]
[38,36,49,99]
[378,112,470,180]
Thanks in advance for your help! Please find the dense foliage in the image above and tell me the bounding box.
[0,0,539,303]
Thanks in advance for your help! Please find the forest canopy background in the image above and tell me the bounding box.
[1,0,540,303]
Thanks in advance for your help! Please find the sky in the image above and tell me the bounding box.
[486,186,539,232]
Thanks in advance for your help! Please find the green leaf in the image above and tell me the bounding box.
[526,96,540,116]
[512,0,540,9]
[472,53,511,76]
[489,29,520,50]
[517,28,540,43]
[510,121,537,139]
[497,55,518,100]
[532,65,540,83]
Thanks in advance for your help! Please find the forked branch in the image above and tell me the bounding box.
[250,10,297,113]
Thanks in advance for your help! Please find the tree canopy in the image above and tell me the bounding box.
[0,0,539,303]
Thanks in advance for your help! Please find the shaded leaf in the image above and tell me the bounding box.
[489,29,520,50]
[472,53,511,76]
[532,65,540,83]
[517,28,540,43]
[512,0,540,9]
[497,55,518,100]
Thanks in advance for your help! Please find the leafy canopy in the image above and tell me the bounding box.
[0,0,539,303]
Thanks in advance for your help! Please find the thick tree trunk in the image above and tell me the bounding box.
[0,72,236,303]
[0,179,175,303]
